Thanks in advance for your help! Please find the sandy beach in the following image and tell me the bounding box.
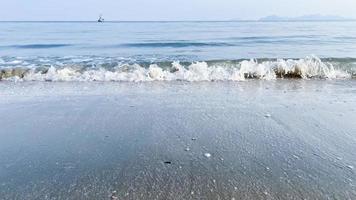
[0,80,355,199]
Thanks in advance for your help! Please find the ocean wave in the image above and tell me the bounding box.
[1,44,72,49]
[120,42,232,48]
[0,56,354,82]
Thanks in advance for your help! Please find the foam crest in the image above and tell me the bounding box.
[0,56,352,82]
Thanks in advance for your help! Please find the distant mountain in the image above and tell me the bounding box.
[259,14,354,22]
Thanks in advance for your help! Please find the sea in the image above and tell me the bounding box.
[1,21,356,199]
[1,21,356,81]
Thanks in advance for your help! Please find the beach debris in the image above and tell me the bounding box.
[292,155,300,160]
[264,113,271,118]
[185,147,190,151]
[191,137,197,141]
[164,161,172,165]
[110,191,118,200]
[347,165,354,170]
[204,153,211,158]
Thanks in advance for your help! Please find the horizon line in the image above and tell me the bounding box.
[1,19,356,23]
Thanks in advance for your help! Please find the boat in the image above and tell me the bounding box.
[98,15,104,22]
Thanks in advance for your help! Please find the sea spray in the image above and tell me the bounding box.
[0,56,353,82]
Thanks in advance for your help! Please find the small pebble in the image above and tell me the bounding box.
[191,137,197,141]
[110,191,118,200]
[185,147,190,151]
[204,153,211,158]
[264,114,271,118]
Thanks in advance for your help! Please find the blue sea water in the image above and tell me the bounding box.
[0,21,356,81]
[2,22,356,200]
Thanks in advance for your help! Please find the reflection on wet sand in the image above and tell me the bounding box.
[0,80,355,199]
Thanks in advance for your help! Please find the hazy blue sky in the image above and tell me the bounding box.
[1,0,356,21]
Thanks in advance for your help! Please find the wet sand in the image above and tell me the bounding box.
[0,80,356,199]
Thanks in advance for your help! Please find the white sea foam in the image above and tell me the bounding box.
[1,56,352,82]
[8,60,23,65]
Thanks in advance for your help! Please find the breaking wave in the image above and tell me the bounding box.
[0,56,355,82]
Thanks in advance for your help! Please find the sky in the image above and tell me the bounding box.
[1,0,356,21]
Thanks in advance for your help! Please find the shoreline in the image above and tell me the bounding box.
[1,80,356,199]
